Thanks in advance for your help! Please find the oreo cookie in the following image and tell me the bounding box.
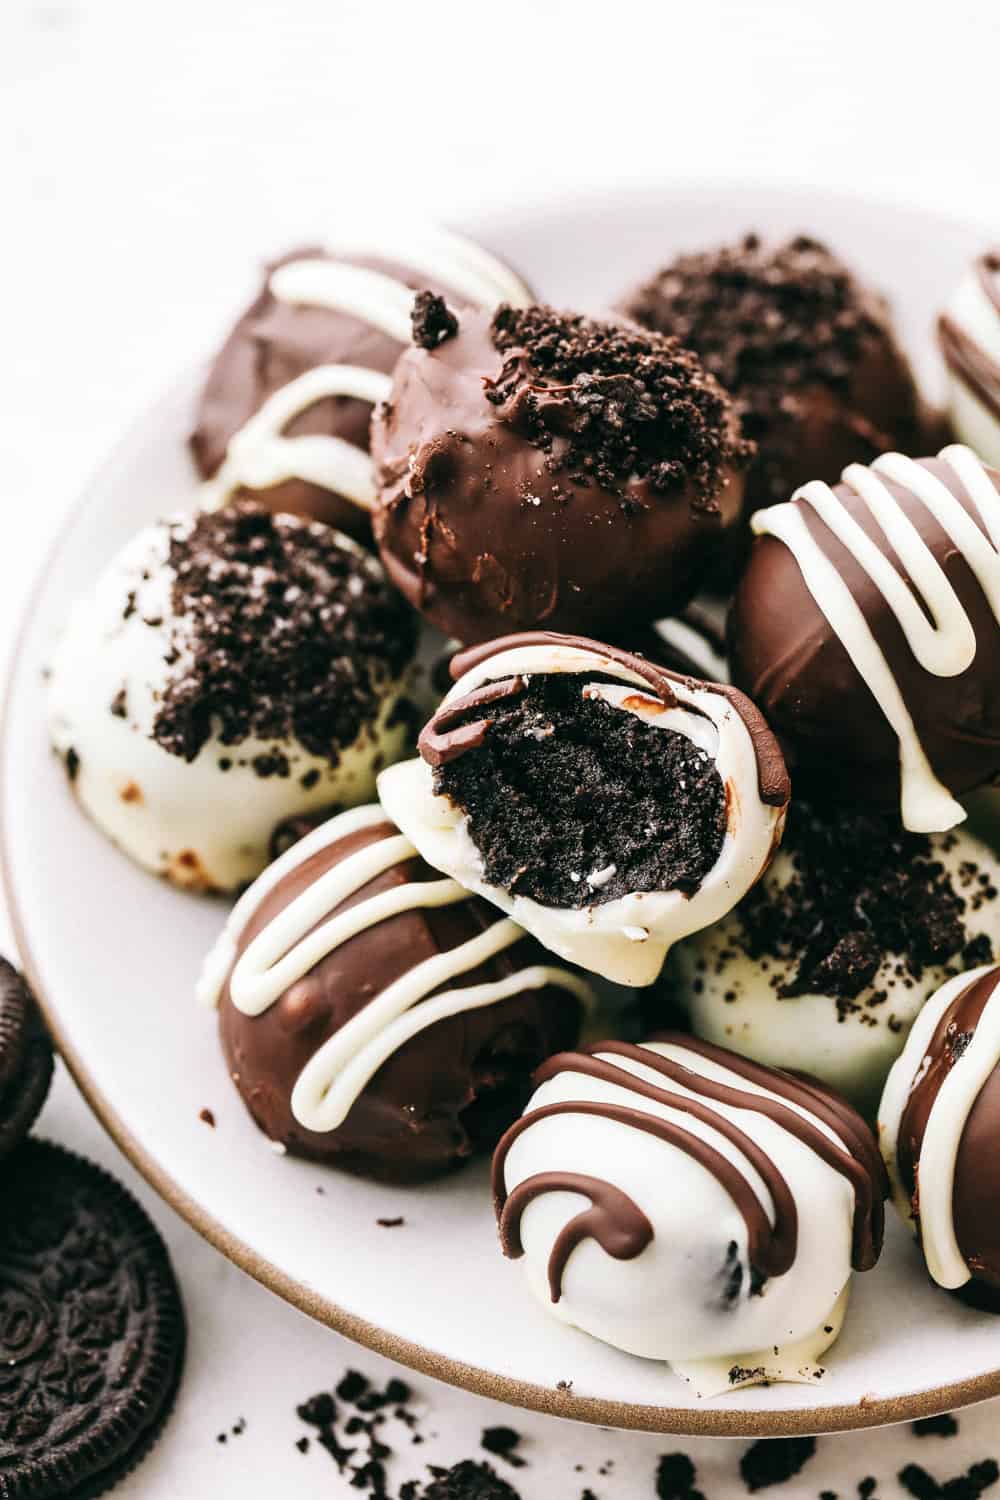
[0,958,53,1162]
[0,1139,186,1498]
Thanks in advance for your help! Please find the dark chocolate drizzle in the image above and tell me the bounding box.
[498,1172,653,1302]
[896,966,1000,1213]
[431,632,790,807]
[492,1034,886,1302]
[937,251,1000,423]
[418,676,528,768]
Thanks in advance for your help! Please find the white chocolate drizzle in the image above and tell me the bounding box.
[752,445,1000,834]
[201,222,531,515]
[199,804,591,1135]
[881,963,1000,1289]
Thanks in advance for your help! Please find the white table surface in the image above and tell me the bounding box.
[3,1,1000,1493]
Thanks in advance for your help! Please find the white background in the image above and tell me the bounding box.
[3,1,1000,1493]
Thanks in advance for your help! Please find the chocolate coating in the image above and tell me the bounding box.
[896,969,1000,1306]
[190,249,484,540]
[218,818,582,1181]
[620,234,923,521]
[730,456,1000,810]
[371,305,748,643]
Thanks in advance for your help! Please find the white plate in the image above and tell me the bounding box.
[5,183,1000,1438]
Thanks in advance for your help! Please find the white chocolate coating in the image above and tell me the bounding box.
[378,641,786,987]
[942,267,1000,467]
[47,518,413,893]
[201,222,532,516]
[199,805,593,1132]
[677,826,1000,1116]
[498,1039,864,1390]
[751,446,1000,834]
[878,963,1000,1289]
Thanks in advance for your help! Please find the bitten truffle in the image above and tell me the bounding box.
[938,248,1000,468]
[378,633,788,986]
[370,302,751,644]
[191,226,532,539]
[674,801,1000,1115]
[493,1034,886,1394]
[620,234,922,524]
[47,504,417,892]
[729,446,1000,832]
[200,804,591,1180]
[879,962,1000,1310]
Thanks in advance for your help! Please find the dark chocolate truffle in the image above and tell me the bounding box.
[370,302,751,644]
[201,804,590,1181]
[880,962,1000,1308]
[378,633,788,986]
[620,234,923,522]
[729,446,1000,831]
[191,230,532,540]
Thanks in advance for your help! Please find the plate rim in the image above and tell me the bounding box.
[5,180,1000,1437]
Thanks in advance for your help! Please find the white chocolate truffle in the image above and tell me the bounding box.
[378,633,789,988]
[675,806,1000,1116]
[48,505,416,892]
[493,1035,886,1395]
[879,963,1000,1306]
[939,254,1000,467]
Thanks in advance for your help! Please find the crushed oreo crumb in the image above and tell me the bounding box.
[150,504,415,765]
[899,1458,999,1500]
[913,1415,960,1439]
[65,746,80,781]
[433,673,726,909]
[418,1460,521,1499]
[412,291,459,349]
[656,1451,703,1500]
[732,803,991,1011]
[621,234,898,504]
[377,1215,405,1228]
[110,687,128,719]
[486,303,749,508]
[739,1436,817,1492]
[480,1427,524,1467]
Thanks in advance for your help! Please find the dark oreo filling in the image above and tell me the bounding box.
[433,674,726,910]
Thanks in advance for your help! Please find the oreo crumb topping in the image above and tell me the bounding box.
[148,504,415,766]
[622,235,893,503]
[433,673,726,909]
[739,1436,817,1492]
[486,303,750,508]
[412,291,459,349]
[731,803,994,1013]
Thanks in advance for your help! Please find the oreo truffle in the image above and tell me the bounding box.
[938,249,1000,467]
[674,801,1000,1115]
[191,226,532,540]
[879,963,1000,1309]
[199,804,591,1180]
[378,633,789,986]
[730,446,1000,832]
[494,1034,886,1394]
[370,302,751,643]
[620,234,922,521]
[47,504,417,892]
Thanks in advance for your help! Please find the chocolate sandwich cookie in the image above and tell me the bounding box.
[0,1139,186,1498]
[0,958,53,1162]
